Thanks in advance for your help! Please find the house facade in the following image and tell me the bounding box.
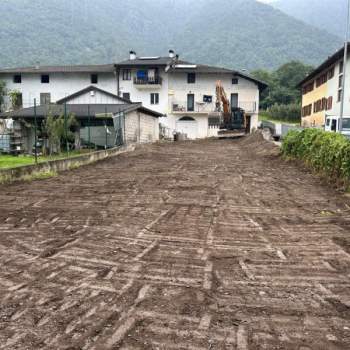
[0,65,117,110]
[298,44,350,127]
[0,50,266,139]
[116,51,266,139]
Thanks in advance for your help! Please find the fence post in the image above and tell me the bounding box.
[87,104,91,149]
[34,98,38,164]
[105,106,108,150]
[64,103,69,157]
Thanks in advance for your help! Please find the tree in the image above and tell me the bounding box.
[251,60,314,109]
[0,81,6,111]
[43,112,78,155]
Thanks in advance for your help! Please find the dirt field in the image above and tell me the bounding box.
[0,134,350,350]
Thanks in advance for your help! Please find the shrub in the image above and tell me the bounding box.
[264,103,301,123]
[282,128,350,184]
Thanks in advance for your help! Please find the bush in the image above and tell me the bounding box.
[264,103,301,123]
[282,128,350,184]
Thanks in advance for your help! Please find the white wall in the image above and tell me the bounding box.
[164,72,260,135]
[125,110,159,144]
[327,58,350,117]
[65,90,123,104]
[118,67,168,114]
[1,72,118,109]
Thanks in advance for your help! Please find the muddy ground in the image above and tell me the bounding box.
[0,134,350,349]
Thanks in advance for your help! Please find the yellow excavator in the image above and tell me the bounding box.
[215,80,246,138]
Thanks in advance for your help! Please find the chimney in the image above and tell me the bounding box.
[129,51,137,60]
[169,50,175,59]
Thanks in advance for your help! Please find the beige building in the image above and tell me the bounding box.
[298,44,350,127]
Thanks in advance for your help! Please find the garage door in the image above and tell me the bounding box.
[176,117,198,139]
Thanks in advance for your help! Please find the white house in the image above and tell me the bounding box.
[0,50,267,139]
[0,64,118,109]
[116,51,267,139]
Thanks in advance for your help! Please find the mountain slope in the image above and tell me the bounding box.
[0,0,342,70]
[273,0,347,38]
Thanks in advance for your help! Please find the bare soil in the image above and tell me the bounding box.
[0,134,350,349]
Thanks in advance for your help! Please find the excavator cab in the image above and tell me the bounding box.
[221,107,246,131]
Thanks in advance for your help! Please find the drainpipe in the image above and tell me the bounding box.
[114,64,120,96]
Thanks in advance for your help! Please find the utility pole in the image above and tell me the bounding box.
[340,0,350,132]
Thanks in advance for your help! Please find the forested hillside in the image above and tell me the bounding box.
[0,0,342,70]
[273,0,347,38]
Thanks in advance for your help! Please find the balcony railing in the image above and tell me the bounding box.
[133,77,162,85]
[171,101,257,114]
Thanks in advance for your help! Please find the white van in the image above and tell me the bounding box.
[325,116,350,138]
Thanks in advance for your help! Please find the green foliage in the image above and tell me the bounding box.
[282,129,350,184]
[262,103,301,123]
[0,81,6,109]
[8,90,22,110]
[0,0,342,70]
[251,61,314,109]
[43,112,78,154]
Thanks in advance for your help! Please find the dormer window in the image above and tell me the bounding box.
[13,74,22,83]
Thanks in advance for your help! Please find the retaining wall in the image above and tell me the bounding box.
[0,145,135,181]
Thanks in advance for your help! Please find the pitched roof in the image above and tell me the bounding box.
[0,64,115,74]
[297,44,348,87]
[56,86,130,104]
[0,103,163,119]
[168,63,268,90]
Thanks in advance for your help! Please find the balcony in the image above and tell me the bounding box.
[133,76,162,89]
[171,101,257,114]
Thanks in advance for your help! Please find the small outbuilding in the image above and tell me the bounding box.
[0,86,162,154]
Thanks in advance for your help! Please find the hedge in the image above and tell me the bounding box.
[281,128,350,183]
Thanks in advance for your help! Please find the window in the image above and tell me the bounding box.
[302,81,314,95]
[91,74,98,84]
[316,73,327,88]
[13,74,21,84]
[327,96,333,110]
[232,78,238,85]
[122,69,131,80]
[331,119,337,132]
[187,94,195,111]
[338,89,343,102]
[40,93,51,105]
[339,75,343,89]
[41,74,49,83]
[302,104,312,117]
[339,61,344,74]
[123,92,130,101]
[203,95,212,103]
[187,73,196,84]
[150,93,159,105]
[328,67,335,80]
